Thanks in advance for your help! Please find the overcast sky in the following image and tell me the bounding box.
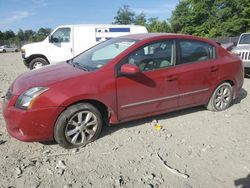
[0,0,179,32]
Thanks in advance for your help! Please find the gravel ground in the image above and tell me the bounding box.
[0,52,250,188]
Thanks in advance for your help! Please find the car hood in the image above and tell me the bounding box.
[22,41,44,49]
[10,62,88,95]
[234,45,250,51]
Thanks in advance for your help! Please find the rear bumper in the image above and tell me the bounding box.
[2,99,65,142]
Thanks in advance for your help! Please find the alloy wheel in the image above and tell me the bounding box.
[214,85,231,110]
[65,111,98,145]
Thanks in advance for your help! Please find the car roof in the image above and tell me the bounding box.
[118,33,177,40]
[119,33,213,43]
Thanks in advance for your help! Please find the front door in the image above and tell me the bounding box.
[47,27,73,64]
[116,40,179,121]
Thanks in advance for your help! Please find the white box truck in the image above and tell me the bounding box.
[21,24,148,69]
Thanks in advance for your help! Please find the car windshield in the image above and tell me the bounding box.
[70,38,137,71]
[239,34,250,44]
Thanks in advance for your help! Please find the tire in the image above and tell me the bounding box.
[206,82,233,112]
[54,103,103,149]
[29,57,48,70]
[3,49,6,53]
[15,49,18,52]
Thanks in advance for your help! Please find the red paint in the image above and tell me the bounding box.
[2,33,244,142]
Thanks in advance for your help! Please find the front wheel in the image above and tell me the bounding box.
[29,57,48,70]
[54,103,103,149]
[207,82,233,112]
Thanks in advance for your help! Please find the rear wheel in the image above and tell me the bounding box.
[29,57,48,70]
[207,82,233,111]
[54,103,103,149]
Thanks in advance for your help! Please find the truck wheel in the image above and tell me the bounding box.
[54,103,103,149]
[29,57,48,70]
[206,82,233,112]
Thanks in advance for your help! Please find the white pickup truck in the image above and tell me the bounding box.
[21,24,148,69]
[232,33,250,69]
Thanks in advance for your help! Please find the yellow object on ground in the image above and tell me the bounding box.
[155,124,162,131]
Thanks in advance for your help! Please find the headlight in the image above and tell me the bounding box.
[15,87,48,110]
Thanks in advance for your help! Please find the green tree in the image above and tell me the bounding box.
[134,12,147,26]
[113,5,172,33]
[0,31,3,40]
[147,18,172,33]
[169,0,197,35]
[24,30,35,41]
[113,5,135,24]
[17,29,25,41]
[3,30,15,40]
[170,0,250,37]
[35,27,52,41]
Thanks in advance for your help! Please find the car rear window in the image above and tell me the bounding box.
[179,40,216,64]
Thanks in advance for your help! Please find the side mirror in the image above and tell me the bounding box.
[49,35,59,43]
[49,35,53,43]
[120,64,140,75]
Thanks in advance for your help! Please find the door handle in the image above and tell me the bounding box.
[210,66,218,72]
[165,75,178,82]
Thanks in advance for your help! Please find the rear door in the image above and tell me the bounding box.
[47,27,74,64]
[176,39,219,107]
[116,40,179,121]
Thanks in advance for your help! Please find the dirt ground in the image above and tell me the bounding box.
[0,52,250,188]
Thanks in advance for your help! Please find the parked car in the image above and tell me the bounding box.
[21,24,148,69]
[231,33,250,69]
[0,45,19,53]
[2,33,244,149]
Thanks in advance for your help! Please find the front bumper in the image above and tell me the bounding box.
[22,53,30,67]
[243,60,250,68]
[2,97,65,142]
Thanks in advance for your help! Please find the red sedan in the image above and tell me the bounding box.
[2,33,244,148]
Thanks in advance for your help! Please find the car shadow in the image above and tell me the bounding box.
[100,106,205,138]
[234,174,250,188]
[38,106,204,146]
[101,87,248,138]
[234,88,248,104]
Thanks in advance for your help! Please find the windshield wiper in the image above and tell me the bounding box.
[71,61,89,71]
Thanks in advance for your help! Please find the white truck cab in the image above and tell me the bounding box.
[21,24,148,69]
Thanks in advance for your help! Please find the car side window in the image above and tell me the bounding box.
[127,40,175,72]
[51,28,71,43]
[178,40,216,65]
